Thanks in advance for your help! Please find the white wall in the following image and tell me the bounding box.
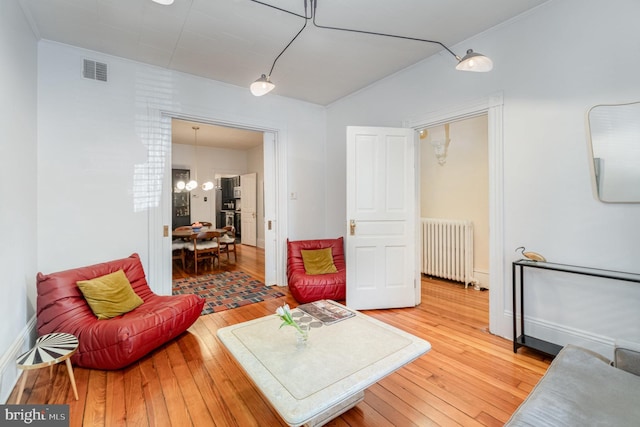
[0,0,38,404]
[326,0,640,356]
[37,41,326,278]
[420,116,489,287]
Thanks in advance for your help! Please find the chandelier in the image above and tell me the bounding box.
[175,126,214,192]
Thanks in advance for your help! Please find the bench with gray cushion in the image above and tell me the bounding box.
[506,341,640,426]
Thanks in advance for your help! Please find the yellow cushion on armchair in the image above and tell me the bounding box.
[300,248,338,275]
[77,269,143,319]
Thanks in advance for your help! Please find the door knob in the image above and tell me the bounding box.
[350,220,356,235]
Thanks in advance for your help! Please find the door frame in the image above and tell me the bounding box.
[147,109,288,296]
[404,92,506,337]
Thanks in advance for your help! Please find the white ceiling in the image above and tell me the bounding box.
[172,118,263,149]
[20,0,549,106]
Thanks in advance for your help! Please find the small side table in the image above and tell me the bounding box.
[15,332,79,404]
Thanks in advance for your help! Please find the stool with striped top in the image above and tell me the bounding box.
[15,332,79,404]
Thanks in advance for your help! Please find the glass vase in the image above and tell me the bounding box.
[295,324,310,349]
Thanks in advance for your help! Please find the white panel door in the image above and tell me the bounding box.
[346,126,417,310]
[241,172,257,246]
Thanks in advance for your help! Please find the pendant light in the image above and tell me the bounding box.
[455,49,493,72]
[250,74,275,96]
[250,13,308,97]
[249,0,493,97]
[185,126,199,191]
[185,124,214,192]
[199,126,214,191]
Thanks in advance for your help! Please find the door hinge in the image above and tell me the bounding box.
[163,225,169,237]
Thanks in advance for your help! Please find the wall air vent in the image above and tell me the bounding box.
[83,59,108,82]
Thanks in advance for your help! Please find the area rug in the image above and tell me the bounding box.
[172,271,285,315]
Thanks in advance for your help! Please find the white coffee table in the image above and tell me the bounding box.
[217,303,431,427]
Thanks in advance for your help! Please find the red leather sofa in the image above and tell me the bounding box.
[36,253,204,370]
[287,237,346,303]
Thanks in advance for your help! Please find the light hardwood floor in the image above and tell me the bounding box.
[10,245,551,426]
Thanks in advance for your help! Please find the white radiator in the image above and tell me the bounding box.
[421,218,475,287]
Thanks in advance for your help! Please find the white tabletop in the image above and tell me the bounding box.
[217,305,431,426]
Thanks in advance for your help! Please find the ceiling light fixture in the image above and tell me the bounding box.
[151,0,174,5]
[185,126,199,191]
[250,5,309,97]
[250,74,275,96]
[249,0,493,97]
[184,125,215,192]
[455,49,493,72]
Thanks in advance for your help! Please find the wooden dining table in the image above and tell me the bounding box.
[172,227,228,239]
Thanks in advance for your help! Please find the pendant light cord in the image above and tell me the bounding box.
[310,0,460,61]
[250,0,310,19]
[268,18,308,77]
[193,126,199,182]
[250,0,461,67]
[251,0,311,78]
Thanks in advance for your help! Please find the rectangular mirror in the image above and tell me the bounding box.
[588,101,640,202]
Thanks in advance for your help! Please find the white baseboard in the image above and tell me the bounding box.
[473,269,489,289]
[0,315,37,404]
[504,310,616,359]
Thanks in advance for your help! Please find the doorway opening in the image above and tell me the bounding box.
[407,93,506,337]
[418,114,490,290]
[170,118,267,282]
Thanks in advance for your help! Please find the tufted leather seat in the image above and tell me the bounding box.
[287,237,346,303]
[36,253,204,370]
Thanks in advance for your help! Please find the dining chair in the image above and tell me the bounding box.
[185,231,221,275]
[219,226,237,264]
[172,226,192,270]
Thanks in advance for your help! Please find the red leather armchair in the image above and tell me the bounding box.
[287,237,346,303]
[36,253,204,370]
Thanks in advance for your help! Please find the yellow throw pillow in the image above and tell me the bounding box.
[77,269,144,320]
[300,248,338,275]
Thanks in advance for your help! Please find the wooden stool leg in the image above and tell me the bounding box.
[15,370,28,404]
[65,359,79,400]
